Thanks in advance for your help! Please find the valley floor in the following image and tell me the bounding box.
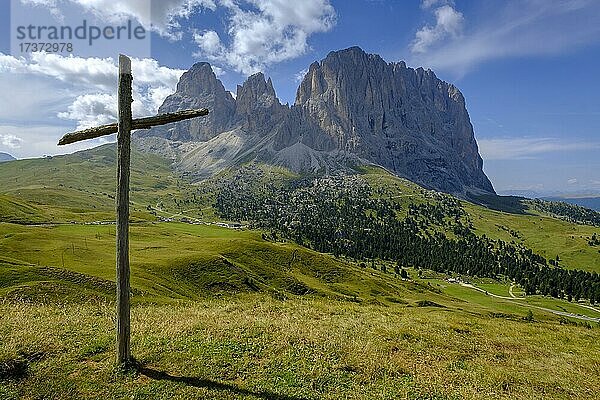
[1,294,599,400]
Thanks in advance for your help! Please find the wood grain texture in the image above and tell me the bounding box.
[57,108,209,145]
[116,54,132,366]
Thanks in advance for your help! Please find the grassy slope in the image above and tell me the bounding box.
[1,149,600,398]
[0,221,437,305]
[1,296,599,400]
[0,144,196,223]
[362,166,600,273]
[464,203,600,273]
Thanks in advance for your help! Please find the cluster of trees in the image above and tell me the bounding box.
[215,172,600,303]
[529,199,600,226]
[588,233,600,247]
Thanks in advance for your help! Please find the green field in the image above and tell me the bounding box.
[465,203,600,273]
[2,294,600,400]
[363,166,600,273]
[1,146,600,399]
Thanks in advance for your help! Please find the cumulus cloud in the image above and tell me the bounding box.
[194,30,223,53]
[0,134,24,149]
[21,0,337,73]
[57,93,117,129]
[410,4,464,54]
[420,0,452,10]
[20,0,64,20]
[0,52,185,129]
[477,137,600,160]
[194,0,337,74]
[410,0,600,75]
[21,0,217,38]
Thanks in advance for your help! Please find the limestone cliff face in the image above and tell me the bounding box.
[233,72,287,134]
[287,47,494,194]
[138,47,494,195]
[155,62,235,141]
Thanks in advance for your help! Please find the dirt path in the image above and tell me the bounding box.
[461,283,513,300]
[459,283,600,323]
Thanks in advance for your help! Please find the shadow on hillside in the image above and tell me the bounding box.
[467,193,528,214]
[139,367,311,400]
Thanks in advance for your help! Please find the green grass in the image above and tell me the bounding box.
[420,277,600,320]
[520,297,600,319]
[474,282,512,298]
[0,144,200,223]
[360,167,600,273]
[464,202,600,273]
[0,221,443,305]
[1,295,599,400]
[2,147,600,398]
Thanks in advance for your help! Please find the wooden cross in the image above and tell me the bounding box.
[58,54,209,366]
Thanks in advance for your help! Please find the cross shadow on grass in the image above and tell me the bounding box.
[138,367,311,400]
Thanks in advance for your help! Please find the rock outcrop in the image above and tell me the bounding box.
[234,72,287,134]
[286,47,494,194]
[137,47,495,196]
[154,62,235,141]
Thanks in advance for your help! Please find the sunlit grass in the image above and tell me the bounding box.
[1,295,599,399]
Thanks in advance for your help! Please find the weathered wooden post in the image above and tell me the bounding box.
[116,54,133,365]
[56,54,209,367]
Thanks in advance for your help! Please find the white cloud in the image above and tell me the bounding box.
[0,52,184,129]
[567,178,578,185]
[410,0,600,75]
[410,4,464,54]
[194,30,223,53]
[478,137,600,160]
[57,93,117,129]
[28,53,117,90]
[0,124,106,158]
[194,0,337,74]
[420,0,453,10]
[294,67,308,83]
[24,0,337,74]
[20,0,64,20]
[0,134,24,149]
[21,0,218,38]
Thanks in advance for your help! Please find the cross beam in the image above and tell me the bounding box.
[57,108,209,145]
[57,54,208,366]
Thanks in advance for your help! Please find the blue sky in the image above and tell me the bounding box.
[1,0,599,195]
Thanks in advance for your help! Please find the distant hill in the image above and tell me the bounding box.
[0,152,15,162]
[544,196,600,212]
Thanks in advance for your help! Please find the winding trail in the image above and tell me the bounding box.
[459,283,600,323]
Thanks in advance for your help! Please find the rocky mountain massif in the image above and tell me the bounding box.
[136,47,494,196]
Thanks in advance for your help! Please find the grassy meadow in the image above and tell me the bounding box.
[2,295,600,400]
[1,147,600,399]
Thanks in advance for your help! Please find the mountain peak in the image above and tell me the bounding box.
[0,152,15,162]
[325,46,386,66]
[156,62,235,141]
[292,47,494,194]
[175,62,226,98]
[328,46,365,56]
[235,72,285,132]
[237,72,276,99]
[143,48,494,196]
[191,61,212,69]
